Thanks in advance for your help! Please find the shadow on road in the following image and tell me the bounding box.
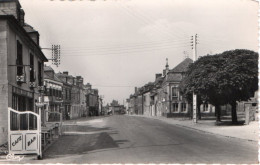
[43,124,129,159]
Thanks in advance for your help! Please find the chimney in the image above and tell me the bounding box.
[135,87,138,93]
[86,83,92,89]
[0,0,21,20]
[63,71,68,75]
[76,76,83,88]
[28,32,40,45]
[19,8,24,26]
[155,73,162,80]
[165,58,169,74]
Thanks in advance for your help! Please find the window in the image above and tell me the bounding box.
[16,40,23,76]
[59,90,62,98]
[49,88,53,96]
[172,87,178,98]
[172,103,178,112]
[203,104,209,112]
[38,61,43,86]
[55,89,58,97]
[30,54,34,82]
[181,103,186,112]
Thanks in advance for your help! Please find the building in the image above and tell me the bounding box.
[86,83,99,116]
[43,66,63,121]
[56,71,73,120]
[71,77,81,119]
[150,73,164,116]
[109,100,125,115]
[142,83,154,116]
[128,58,195,118]
[160,58,193,117]
[0,0,48,145]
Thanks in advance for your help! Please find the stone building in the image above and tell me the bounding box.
[161,58,193,117]
[56,71,73,120]
[75,76,87,118]
[0,0,48,145]
[43,66,63,121]
[86,83,99,116]
[142,83,154,116]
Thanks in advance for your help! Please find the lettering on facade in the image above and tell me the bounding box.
[12,136,22,147]
[27,136,36,146]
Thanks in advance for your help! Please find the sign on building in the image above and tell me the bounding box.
[8,108,42,158]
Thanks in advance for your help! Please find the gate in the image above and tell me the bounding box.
[8,107,42,158]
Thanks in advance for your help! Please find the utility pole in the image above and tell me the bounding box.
[191,34,198,123]
[41,45,61,67]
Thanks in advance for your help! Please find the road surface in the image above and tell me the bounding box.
[32,115,258,163]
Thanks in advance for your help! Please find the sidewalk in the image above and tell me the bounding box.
[129,114,259,142]
[63,115,110,125]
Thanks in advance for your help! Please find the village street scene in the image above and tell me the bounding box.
[0,0,259,164]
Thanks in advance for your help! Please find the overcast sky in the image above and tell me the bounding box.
[19,0,258,105]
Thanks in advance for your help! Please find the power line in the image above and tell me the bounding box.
[61,44,190,57]
[127,2,190,39]
[116,2,189,41]
[61,38,190,51]
[61,41,190,53]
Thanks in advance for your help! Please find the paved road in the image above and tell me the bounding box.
[33,115,258,164]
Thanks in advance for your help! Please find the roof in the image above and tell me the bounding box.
[56,72,73,78]
[170,58,193,73]
[0,15,48,62]
[23,23,38,34]
[0,0,21,8]
[44,66,54,72]
[56,72,74,85]
[53,74,62,82]
[165,58,193,83]
[166,73,183,82]
[44,73,62,83]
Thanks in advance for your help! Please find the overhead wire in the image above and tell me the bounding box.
[61,44,190,57]
[61,41,190,53]
[61,38,190,50]
[126,2,190,39]
[116,2,189,41]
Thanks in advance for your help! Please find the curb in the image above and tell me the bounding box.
[129,115,258,142]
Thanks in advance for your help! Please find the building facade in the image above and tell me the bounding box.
[86,84,99,116]
[0,0,48,145]
[43,66,63,121]
[56,71,73,120]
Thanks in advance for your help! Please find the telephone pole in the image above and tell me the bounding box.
[191,34,198,123]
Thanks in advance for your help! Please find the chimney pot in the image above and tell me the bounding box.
[63,71,68,75]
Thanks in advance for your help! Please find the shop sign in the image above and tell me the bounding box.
[10,134,23,151]
[25,134,38,151]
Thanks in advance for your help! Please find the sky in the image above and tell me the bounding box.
[19,0,258,105]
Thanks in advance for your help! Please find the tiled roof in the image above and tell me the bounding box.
[170,58,193,73]
[54,74,62,82]
[44,66,54,72]
[166,58,193,82]
[23,23,38,33]
[166,73,183,82]
[154,76,164,88]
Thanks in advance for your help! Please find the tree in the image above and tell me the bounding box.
[179,49,258,123]
[179,82,203,120]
